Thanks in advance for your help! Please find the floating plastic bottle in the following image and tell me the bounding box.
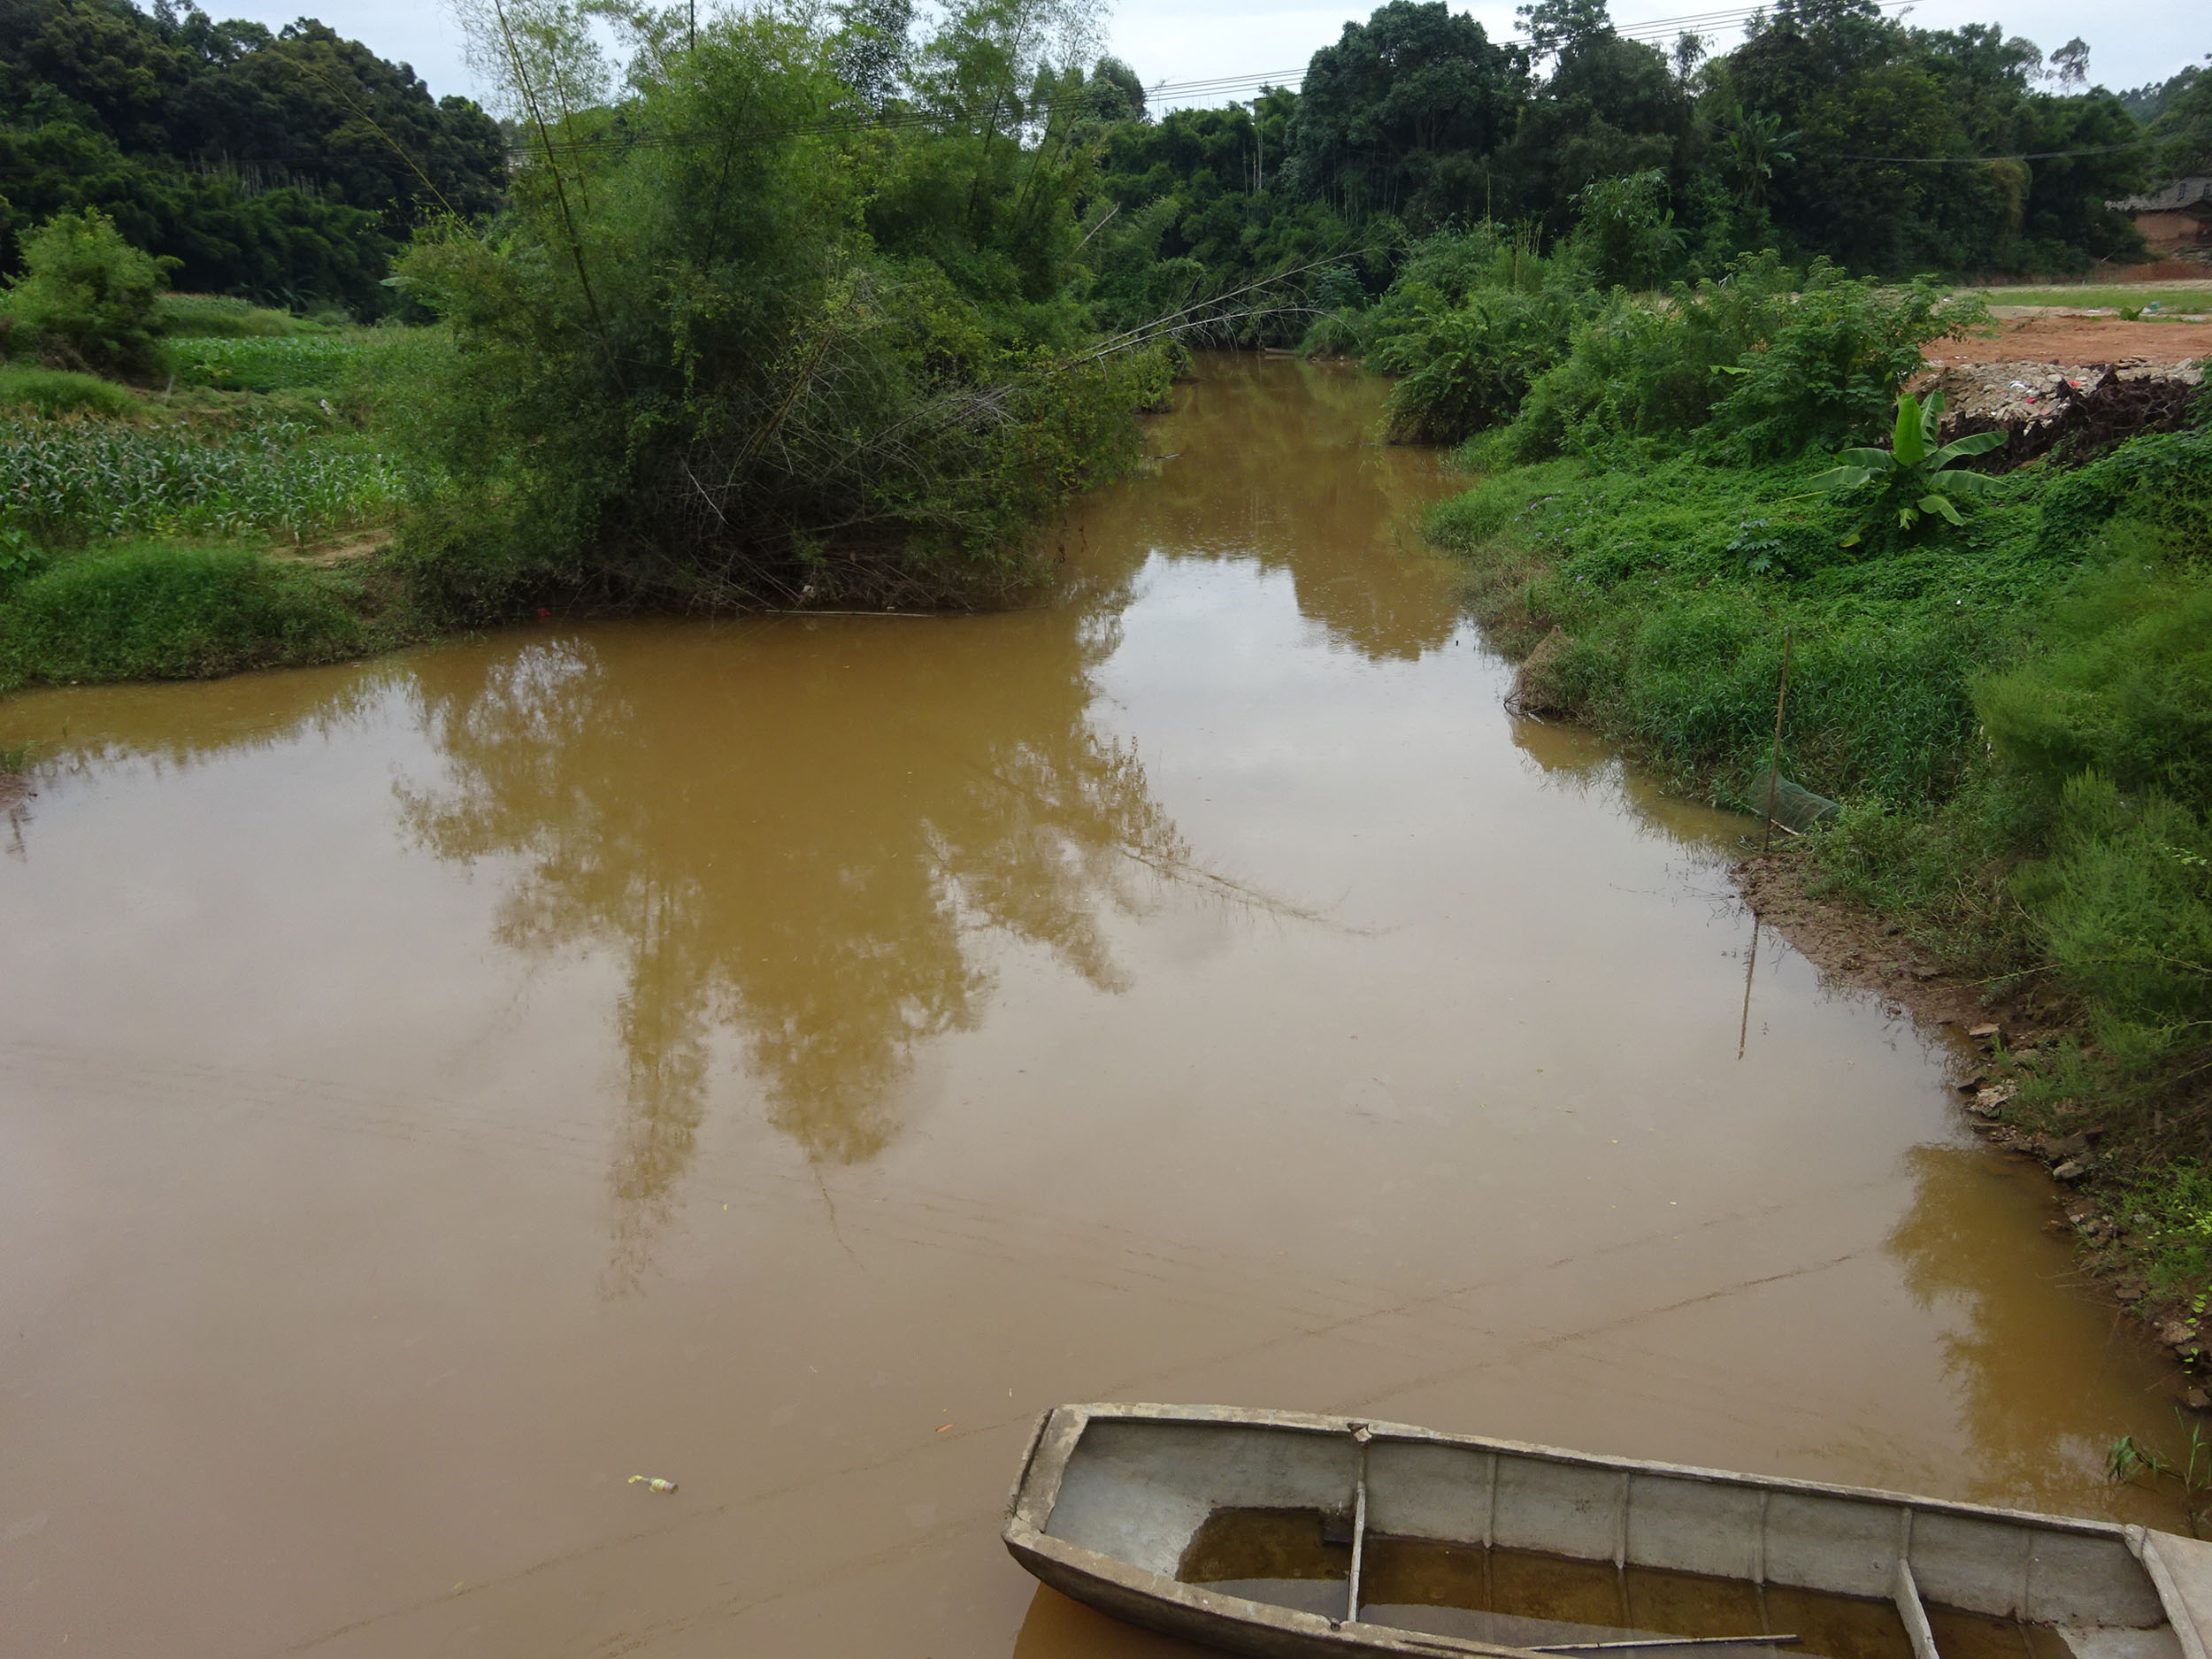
[628,1475,678,1494]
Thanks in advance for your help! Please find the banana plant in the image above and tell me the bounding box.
[1808,388,2007,547]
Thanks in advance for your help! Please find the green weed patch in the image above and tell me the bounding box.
[1965,286,2212,313]
[155,295,326,338]
[0,541,409,687]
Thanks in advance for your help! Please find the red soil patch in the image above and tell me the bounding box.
[1925,313,2211,367]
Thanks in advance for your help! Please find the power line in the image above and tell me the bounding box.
[1833,139,2157,163]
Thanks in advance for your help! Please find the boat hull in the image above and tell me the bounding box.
[1002,1404,2212,1659]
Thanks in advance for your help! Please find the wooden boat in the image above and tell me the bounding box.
[1002,1404,2212,1659]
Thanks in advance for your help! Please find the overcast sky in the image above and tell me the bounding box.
[207,0,2204,111]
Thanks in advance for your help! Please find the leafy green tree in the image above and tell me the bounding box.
[390,0,1165,613]
[2147,58,2212,179]
[1516,0,1613,61]
[3,204,170,373]
[1715,105,1795,207]
[1572,167,1681,288]
[0,113,386,308]
[1498,19,1688,236]
[832,0,911,112]
[0,0,504,303]
[1285,0,1527,226]
[1085,55,1145,123]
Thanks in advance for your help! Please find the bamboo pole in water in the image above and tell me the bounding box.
[1762,629,1794,856]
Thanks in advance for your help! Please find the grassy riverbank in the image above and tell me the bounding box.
[1425,395,2212,1329]
[0,297,436,693]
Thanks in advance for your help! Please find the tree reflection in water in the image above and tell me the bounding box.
[386,359,1466,1279]
[1103,354,1463,664]
[393,578,1192,1277]
[1887,1142,2175,1519]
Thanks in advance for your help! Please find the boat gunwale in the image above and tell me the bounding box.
[1002,1402,2173,1659]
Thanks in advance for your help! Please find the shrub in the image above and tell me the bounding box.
[1571,169,1683,292]
[1379,283,1594,443]
[2033,423,2212,563]
[1978,563,2212,813]
[2,210,173,378]
[1363,229,1598,445]
[1505,256,1986,461]
[1710,273,1985,461]
[1299,311,1363,357]
[2021,774,2212,1075]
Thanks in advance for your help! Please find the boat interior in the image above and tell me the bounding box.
[1039,1417,2183,1659]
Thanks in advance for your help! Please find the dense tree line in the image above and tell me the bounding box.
[1080,0,2179,342]
[2,0,2190,331]
[4,0,2202,618]
[0,0,503,311]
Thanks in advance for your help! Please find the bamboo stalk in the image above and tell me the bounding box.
[1761,628,1794,855]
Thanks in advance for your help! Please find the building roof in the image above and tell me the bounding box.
[2114,176,2212,213]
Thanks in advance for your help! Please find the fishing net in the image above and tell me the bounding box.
[1752,769,1841,835]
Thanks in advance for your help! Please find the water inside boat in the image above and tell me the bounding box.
[1178,1509,2080,1659]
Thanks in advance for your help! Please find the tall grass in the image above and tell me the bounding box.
[0,414,398,543]
[0,365,139,419]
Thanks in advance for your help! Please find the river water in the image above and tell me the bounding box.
[0,355,2183,1657]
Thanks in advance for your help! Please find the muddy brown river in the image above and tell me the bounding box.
[0,356,2186,1656]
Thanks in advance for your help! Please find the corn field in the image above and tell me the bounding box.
[172,333,386,394]
[0,416,400,543]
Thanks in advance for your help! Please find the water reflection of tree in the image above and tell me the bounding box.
[395,592,1194,1275]
[1886,1143,2171,1519]
[1087,356,1463,663]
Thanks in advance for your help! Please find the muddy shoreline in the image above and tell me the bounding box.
[1732,842,2207,1406]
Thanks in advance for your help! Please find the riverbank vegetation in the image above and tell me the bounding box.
[375,0,1174,616]
[6,0,2204,687]
[1375,222,2212,1325]
[0,216,420,688]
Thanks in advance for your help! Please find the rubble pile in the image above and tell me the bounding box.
[1908,356,2206,469]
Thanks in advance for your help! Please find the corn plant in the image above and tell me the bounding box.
[0,415,399,543]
